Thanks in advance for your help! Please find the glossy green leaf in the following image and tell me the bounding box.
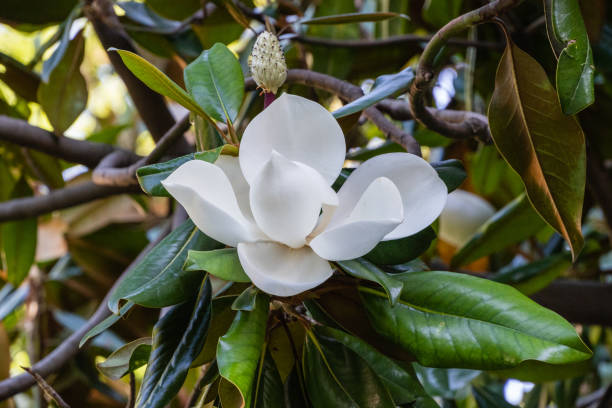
[253,349,284,408]
[413,364,480,399]
[1,178,37,287]
[488,34,586,259]
[491,359,591,382]
[231,286,259,311]
[300,12,408,25]
[303,329,396,407]
[422,0,462,28]
[451,195,547,267]
[365,226,436,266]
[184,43,244,123]
[491,253,571,295]
[80,302,134,348]
[337,259,403,305]
[360,271,591,370]
[53,310,124,351]
[217,292,269,408]
[547,0,595,114]
[111,48,214,121]
[41,5,81,82]
[333,68,414,118]
[97,337,152,380]
[432,159,467,193]
[316,326,438,407]
[192,295,236,367]
[473,386,518,408]
[108,220,222,313]
[37,30,87,134]
[136,145,235,197]
[185,248,250,283]
[136,278,212,408]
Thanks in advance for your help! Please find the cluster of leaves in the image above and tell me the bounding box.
[0,0,611,408]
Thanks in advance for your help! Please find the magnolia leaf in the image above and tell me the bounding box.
[546,0,595,114]
[136,278,212,408]
[253,349,284,408]
[80,302,133,348]
[217,292,269,408]
[41,5,81,82]
[422,0,462,28]
[184,43,244,123]
[333,68,414,119]
[231,286,259,312]
[37,30,87,134]
[97,337,152,380]
[185,248,250,283]
[451,195,547,267]
[337,259,403,305]
[303,329,396,407]
[191,296,236,367]
[365,226,436,266]
[108,220,222,313]
[300,12,408,25]
[360,271,591,369]
[488,33,586,259]
[490,253,571,295]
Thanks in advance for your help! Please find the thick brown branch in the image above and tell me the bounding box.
[246,70,421,155]
[0,115,134,168]
[0,182,141,222]
[0,224,171,400]
[409,0,523,138]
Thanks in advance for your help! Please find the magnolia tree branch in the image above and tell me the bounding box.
[0,182,141,222]
[246,69,422,155]
[409,0,524,138]
[0,224,172,401]
[0,115,135,168]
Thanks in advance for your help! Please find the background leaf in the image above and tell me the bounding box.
[488,35,586,259]
[300,12,408,25]
[97,337,152,380]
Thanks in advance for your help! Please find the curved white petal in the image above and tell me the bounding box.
[439,190,495,248]
[214,155,253,220]
[250,151,338,248]
[330,153,447,240]
[162,160,264,247]
[310,177,403,261]
[237,242,333,297]
[239,93,346,185]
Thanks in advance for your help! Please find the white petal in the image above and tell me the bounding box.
[239,93,346,185]
[439,190,495,248]
[250,151,338,248]
[214,155,253,220]
[237,242,333,297]
[331,153,448,240]
[310,177,403,261]
[162,160,264,247]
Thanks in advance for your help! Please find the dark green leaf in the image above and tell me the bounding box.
[413,364,480,399]
[0,0,76,24]
[365,226,436,266]
[41,5,81,82]
[119,1,180,33]
[360,271,591,370]
[431,159,467,192]
[192,295,236,367]
[0,52,40,102]
[253,349,284,408]
[136,278,212,408]
[26,150,64,189]
[300,12,408,25]
[97,337,152,380]
[473,386,518,408]
[217,292,269,408]
[422,0,462,28]
[136,146,235,197]
[80,302,134,348]
[451,195,547,267]
[108,220,222,313]
[111,48,215,121]
[333,68,414,119]
[54,310,124,351]
[145,0,200,20]
[37,30,87,134]
[547,0,595,114]
[490,253,571,295]
[303,329,396,407]
[185,248,250,283]
[488,33,586,259]
[184,43,244,123]
[491,359,591,382]
[316,326,438,407]
[337,259,403,305]
[1,178,37,287]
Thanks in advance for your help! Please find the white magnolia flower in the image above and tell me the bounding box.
[162,94,448,297]
[438,190,495,248]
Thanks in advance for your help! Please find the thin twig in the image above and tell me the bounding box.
[0,224,172,400]
[21,367,71,408]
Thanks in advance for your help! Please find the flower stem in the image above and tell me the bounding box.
[263,92,276,109]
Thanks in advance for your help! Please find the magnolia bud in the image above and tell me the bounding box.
[249,31,287,94]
